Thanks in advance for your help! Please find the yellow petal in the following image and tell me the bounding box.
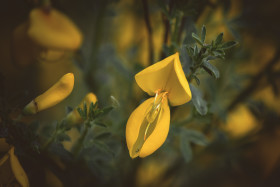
[23,73,74,115]
[135,52,192,106]
[0,153,9,167]
[9,147,29,187]
[126,97,170,158]
[28,8,82,50]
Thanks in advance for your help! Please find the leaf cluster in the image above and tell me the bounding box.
[186,25,237,83]
[77,102,113,128]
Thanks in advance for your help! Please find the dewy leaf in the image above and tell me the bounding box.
[180,132,192,162]
[215,33,224,46]
[192,33,203,46]
[184,129,209,146]
[220,41,238,49]
[189,84,208,115]
[202,61,220,79]
[201,25,206,43]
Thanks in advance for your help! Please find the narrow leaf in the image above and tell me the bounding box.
[102,106,114,116]
[220,41,238,49]
[194,45,198,56]
[202,61,220,79]
[83,102,88,118]
[192,33,203,46]
[77,107,86,120]
[189,84,208,115]
[184,129,209,146]
[201,25,206,43]
[180,132,192,162]
[193,75,200,85]
[94,132,111,140]
[94,121,107,128]
[215,33,223,45]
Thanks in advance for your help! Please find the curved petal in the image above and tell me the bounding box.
[135,53,191,106]
[9,147,29,187]
[135,54,175,96]
[166,53,192,106]
[126,97,170,158]
[139,98,170,157]
[28,8,82,50]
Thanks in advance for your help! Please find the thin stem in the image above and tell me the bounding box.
[227,49,280,111]
[160,0,174,59]
[72,123,90,157]
[177,16,187,44]
[142,0,154,65]
[42,133,56,150]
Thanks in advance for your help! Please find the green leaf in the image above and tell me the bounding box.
[102,106,113,116]
[186,46,194,57]
[94,121,107,128]
[110,96,120,108]
[184,129,209,146]
[189,84,208,115]
[65,106,73,114]
[180,132,192,162]
[57,133,71,142]
[77,107,86,120]
[215,33,224,45]
[202,61,220,79]
[193,75,200,85]
[94,132,111,140]
[89,102,95,120]
[194,45,198,57]
[93,141,115,156]
[206,56,217,61]
[220,41,238,49]
[192,33,203,46]
[83,102,88,118]
[201,25,206,43]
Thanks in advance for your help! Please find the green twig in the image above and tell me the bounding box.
[227,49,280,111]
[142,0,154,65]
[72,123,90,157]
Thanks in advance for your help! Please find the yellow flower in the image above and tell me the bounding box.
[126,53,192,158]
[23,73,74,115]
[224,105,259,138]
[12,8,83,66]
[28,8,82,51]
[0,143,29,187]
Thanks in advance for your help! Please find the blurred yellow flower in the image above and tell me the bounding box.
[224,105,259,138]
[12,7,83,66]
[0,142,29,187]
[126,53,192,158]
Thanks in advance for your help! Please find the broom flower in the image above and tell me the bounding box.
[126,52,192,158]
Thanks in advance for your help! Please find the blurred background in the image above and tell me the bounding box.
[1,0,280,186]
